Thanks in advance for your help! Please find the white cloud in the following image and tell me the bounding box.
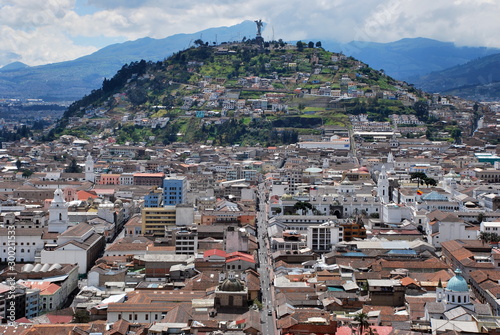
[1,0,500,67]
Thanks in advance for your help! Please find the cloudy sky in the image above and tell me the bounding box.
[0,0,499,67]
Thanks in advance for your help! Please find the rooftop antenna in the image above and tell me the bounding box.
[272,26,275,41]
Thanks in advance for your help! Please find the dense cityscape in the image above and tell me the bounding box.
[1,16,500,335]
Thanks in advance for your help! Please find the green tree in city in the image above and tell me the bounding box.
[410,172,427,187]
[22,169,33,178]
[65,158,82,173]
[450,127,462,143]
[353,312,370,335]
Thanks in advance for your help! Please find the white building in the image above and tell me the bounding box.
[480,221,500,234]
[41,223,105,274]
[307,222,343,253]
[425,269,490,323]
[425,211,477,249]
[377,165,390,204]
[297,136,350,150]
[85,154,95,183]
[48,188,69,234]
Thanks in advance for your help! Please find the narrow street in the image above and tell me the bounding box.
[256,182,277,335]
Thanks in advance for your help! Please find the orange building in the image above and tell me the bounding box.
[340,221,367,241]
[99,174,121,185]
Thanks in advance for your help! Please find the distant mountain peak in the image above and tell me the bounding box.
[0,61,29,72]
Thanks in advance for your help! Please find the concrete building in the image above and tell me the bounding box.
[144,188,163,207]
[163,176,187,206]
[141,205,194,237]
[307,222,343,253]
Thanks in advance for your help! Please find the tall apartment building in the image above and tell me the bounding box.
[163,176,187,206]
[307,223,343,253]
[173,227,198,255]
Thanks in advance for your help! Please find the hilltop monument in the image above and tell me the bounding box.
[254,19,264,46]
[255,19,263,37]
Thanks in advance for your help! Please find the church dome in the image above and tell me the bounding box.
[304,167,323,174]
[444,169,460,179]
[340,177,353,185]
[446,269,468,292]
[219,278,245,292]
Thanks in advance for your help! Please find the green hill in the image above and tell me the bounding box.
[414,53,500,100]
[0,21,256,101]
[48,41,425,146]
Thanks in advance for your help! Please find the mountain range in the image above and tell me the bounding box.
[1,20,500,101]
[322,38,500,83]
[412,53,500,101]
[0,21,257,101]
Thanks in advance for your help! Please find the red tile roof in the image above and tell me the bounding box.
[203,249,227,258]
[46,314,73,324]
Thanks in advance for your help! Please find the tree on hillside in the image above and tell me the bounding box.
[296,41,304,51]
[127,87,148,105]
[450,127,462,143]
[413,100,429,120]
[308,41,314,48]
[315,41,322,48]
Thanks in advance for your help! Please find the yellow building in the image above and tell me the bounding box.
[141,206,176,236]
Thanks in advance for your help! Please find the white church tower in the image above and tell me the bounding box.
[48,188,69,233]
[85,154,95,183]
[378,165,390,204]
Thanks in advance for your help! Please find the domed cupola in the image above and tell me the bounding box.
[447,269,468,292]
[219,277,245,292]
[445,268,471,307]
